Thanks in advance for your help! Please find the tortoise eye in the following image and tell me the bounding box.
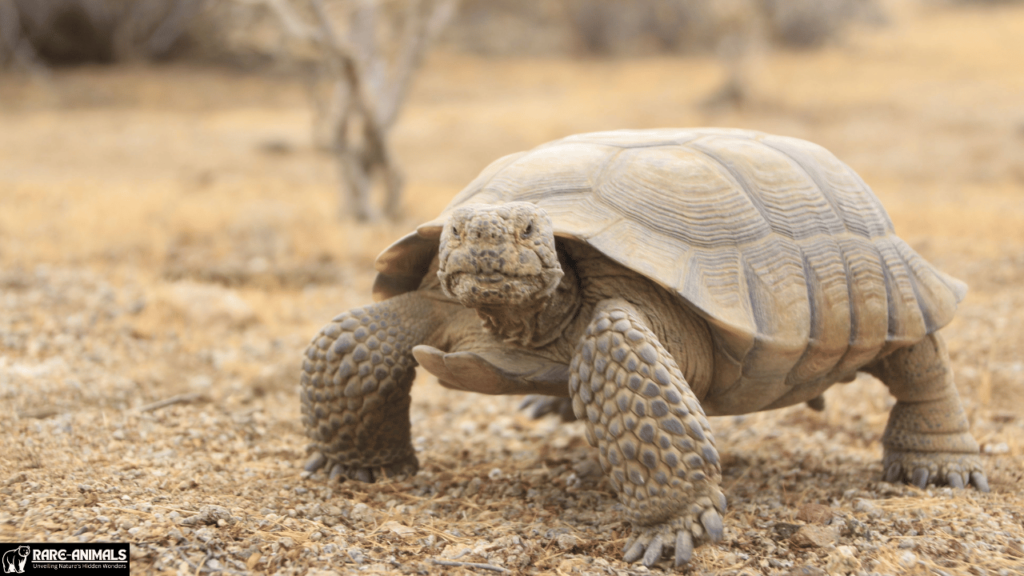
[451,225,460,238]
[521,223,534,238]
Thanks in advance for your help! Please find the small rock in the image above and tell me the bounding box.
[465,477,482,497]
[853,498,882,518]
[898,550,917,567]
[826,545,861,573]
[555,533,578,550]
[773,522,802,539]
[796,503,832,524]
[278,537,295,549]
[983,442,1010,454]
[381,521,416,538]
[790,525,836,548]
[347,548,365,564]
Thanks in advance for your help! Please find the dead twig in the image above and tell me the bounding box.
[431,558,510,573]
[137,392,206,413]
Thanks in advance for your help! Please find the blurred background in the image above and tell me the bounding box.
[1,1,1022,571]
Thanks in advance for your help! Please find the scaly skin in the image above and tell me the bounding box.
[866,333,989,491]
[570,299,726,568]
[301,292,446,483]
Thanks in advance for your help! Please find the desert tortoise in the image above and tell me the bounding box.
[301,128,988,567]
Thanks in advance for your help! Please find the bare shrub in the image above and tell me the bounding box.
[0,0,203,65]
[247,0,457,221]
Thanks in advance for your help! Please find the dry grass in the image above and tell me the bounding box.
[1,2,1023,574]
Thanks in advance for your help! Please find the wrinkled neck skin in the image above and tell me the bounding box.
[475,250,581,348]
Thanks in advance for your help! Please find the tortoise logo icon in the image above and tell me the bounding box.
[1,546,29,574]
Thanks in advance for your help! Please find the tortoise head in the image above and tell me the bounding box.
[437,202,563,309]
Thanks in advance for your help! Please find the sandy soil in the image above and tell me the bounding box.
[1,2,1023,575]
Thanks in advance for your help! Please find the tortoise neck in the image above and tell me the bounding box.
[475,250,581,348]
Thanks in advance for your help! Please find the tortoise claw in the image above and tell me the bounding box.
[970,471,990,493]
[700,509,724,542]
[642,534,664,567]
[882,450,987,491]
[303,451,326,473]
[623,535,650,563]
[884,462,903,483]
[674,531,694,567]
[911,467,930,489]
[328,463,344,483]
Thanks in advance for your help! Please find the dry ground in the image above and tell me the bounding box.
[1,2,1023,575]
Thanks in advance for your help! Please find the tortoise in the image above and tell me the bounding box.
[300,128,988,568]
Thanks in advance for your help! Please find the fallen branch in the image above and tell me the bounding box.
[431,558,510,573]
[137,392,206,413]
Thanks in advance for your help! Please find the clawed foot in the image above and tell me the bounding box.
[518,395,577,421]
[303,451,419,483]
[623,504,725,568]
[882,451,989,492]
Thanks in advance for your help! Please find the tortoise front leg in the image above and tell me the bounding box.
[570,298,726,568]
[300,292,444,483]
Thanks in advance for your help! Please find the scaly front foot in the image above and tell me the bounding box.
[303,450,419,483]
[300,294,436,483]
[623,503,725,568]
[570,299,725,567]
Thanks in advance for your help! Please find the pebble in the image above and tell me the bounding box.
[854,499,882,518]
[899,550,918,567]
[797,503,832,524]
[347,548,365,564]
[826,545,861,573]
[983,442,1010,454]
[555,533,578,550]
[790,525,836,548]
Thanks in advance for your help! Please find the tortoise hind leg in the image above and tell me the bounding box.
[301,292,446,483]
[865,333,988,491]
[519,395,577,421]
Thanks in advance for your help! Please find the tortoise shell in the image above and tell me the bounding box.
[374,128,966,403]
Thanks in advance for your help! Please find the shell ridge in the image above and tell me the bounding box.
[759,140,853,237]
[873,237,928,345]
[590,146,631,209]
[682,139,775,238]
[790,248,821,366]
[902,252,937,334]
